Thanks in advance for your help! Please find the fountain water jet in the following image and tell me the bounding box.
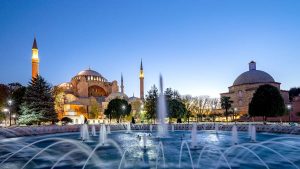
[215,123,219,133]
[232,125,238,145]
[142,133,147,149]
[91,125,96,136]
[190,123,198,149]
[157,75,168,138]
[251,125,256,142]
[99,124,107,145]
[149,125,153,132]
[107,125,111,134]
[80,124,90,141]
[172,125,175,132]
[248,124,252,138]
[126,123,131,133]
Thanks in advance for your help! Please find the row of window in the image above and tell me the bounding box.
[73,76,107,82]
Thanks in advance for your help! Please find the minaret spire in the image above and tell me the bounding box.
[32,36,39,79]
[121,73,124,94]
[140,59,143,71]
[139,59,144,100]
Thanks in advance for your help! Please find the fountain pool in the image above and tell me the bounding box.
[1,128,300,169]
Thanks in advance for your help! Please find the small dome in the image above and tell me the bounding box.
[129,96,140,103]
[233,61,275,86]
[105,92,128,102]
[77,69,103,77]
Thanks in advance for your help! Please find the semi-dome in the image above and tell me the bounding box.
[233,61,275,86]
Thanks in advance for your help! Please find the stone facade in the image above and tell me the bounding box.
[57,69,122,123]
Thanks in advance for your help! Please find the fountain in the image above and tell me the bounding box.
[232,125,238,145]
[80,124,90,141]
[157,75,168,138]
[190,123,198,149]
[251,125,256,142]
[107,125,111,134]
[142,133,147,149]
[215,123,219,133]
[150,124,153,132]
[99,124,107,145]
[172,125,175,132]
[1,124,300,169]
[91,125,97,136]
[126,123,131,133]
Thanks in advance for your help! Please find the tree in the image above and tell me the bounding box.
[221,96,233,122]
[249,84,286,122]
[19,76,58,125]
[0,84,9,109]
[182,95,194,123]
[52,86,65,115]
[130,100,143,120]
[168,99,187,123]
[89,98,100,119]
[144,85,159,123]
[289,87,300,101]
[8,83,26,117]
[194,96,210,122]
[0,112,5,122]
[61,117,73,124]
[104,98,131,123]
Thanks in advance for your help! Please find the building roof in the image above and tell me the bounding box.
[76,69,103,77]
[32,37,38,49]
[233,61,275,86]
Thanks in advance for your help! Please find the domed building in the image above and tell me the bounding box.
[57,68,120,124]
[221,61,289,116]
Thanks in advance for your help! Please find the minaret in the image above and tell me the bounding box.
[139,59,144,100]
[121,73,124,94]
[32,36,39,79]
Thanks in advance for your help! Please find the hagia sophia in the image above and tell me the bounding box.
[31,37,144,124]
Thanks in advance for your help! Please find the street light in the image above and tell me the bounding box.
[7,100,13,126]
[234,108,238,122]
[287,104,292,123]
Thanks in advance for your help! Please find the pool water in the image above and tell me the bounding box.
[0,130,299,169]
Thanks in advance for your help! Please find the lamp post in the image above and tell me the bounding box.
[287,104,292,123]
[8,100,12,126]
[234,108,238,122]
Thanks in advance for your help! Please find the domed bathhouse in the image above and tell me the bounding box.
[221,61,289,117]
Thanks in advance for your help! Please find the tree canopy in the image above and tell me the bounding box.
[289,87,300,101]
[144,85,159,123]
[221,96,233,122]
[104,98,131,123]
[249,84,286,120]
[18,76,58,125]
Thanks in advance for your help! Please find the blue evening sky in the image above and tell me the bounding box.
[0,0,299,97]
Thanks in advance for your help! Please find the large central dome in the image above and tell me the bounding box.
[77,69,103,77]
[233,61,275,86]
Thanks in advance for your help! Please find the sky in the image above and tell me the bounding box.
[0,0,299,97]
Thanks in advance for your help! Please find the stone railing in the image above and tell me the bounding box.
[1,123,300,138]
